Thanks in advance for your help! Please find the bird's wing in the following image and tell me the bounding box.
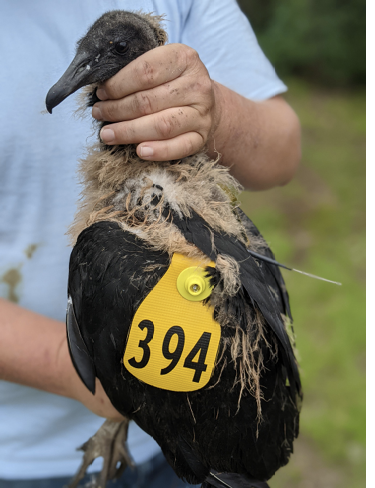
[235,207,292,320]
[66,221,170,402]
[167,209,301,396]
[66,295,96,393]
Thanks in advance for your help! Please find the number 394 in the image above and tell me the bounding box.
[128,320,211,383]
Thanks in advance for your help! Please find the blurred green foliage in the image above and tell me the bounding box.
[240,78,365,487]
[237,0,365,86]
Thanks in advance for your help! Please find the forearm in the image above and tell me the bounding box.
[0,298,123,420]
[208,83,301,191]
[0,298,68,392]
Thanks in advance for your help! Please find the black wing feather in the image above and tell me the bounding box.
[235,207,292,320]
[205,470,270,488]
[66,296,96,394]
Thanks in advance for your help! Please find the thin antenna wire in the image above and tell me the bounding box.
[247,250,342,286]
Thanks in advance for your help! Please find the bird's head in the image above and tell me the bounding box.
[46,11,167,113]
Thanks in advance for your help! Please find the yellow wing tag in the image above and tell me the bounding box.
[123,253,221,392]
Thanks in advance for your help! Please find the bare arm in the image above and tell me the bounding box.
[0,298,124,421]
[93,43,301,190]
[207,85,301,190]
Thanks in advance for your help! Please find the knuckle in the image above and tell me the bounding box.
[184,46,199,65]
[156,115,174,138]
[121,124,135,142]
[177,45,200,71]
[201,77,214,97]
[104,102,117,120]
[135,60,155,86]
[198,103,211,119]
[137,92,153,116]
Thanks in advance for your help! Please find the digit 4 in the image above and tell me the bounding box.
[183,332,211,383]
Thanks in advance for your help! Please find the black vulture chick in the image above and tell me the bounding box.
[46,11,302,488]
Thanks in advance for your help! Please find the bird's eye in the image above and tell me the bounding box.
[114,42,129,54]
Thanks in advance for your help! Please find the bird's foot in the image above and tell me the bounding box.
[68,418,134,488]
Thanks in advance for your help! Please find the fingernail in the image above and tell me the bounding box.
[100,128,115,143]
[92,106,102,120]
[140,146,154,157]
[97,88,108,100]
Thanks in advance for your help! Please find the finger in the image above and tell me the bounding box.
[137,132,205,161]
[96,44,200,100]
[100,106,210,145]
[93,77,193,122]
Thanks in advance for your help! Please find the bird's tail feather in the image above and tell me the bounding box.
[203,470,270,488]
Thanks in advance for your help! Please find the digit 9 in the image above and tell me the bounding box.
[160,326,185,375]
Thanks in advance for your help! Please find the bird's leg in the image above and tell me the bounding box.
[68,418,134,488]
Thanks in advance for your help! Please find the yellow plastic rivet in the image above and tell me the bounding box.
[177,265,213,302]
[186,275,206,296]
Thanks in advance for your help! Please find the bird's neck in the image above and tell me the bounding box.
[68,88,244,249]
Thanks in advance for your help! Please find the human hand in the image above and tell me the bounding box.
[92,43,221,161]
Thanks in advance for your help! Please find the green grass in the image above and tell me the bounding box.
[239,78,365,487]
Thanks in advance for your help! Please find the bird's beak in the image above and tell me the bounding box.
[46,51,95,113]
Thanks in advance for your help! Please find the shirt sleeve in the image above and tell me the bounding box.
[179,0,287,100]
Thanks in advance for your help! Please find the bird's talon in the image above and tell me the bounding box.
[68,419,132,488]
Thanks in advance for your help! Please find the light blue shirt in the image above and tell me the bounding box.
[0,0,286,479]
